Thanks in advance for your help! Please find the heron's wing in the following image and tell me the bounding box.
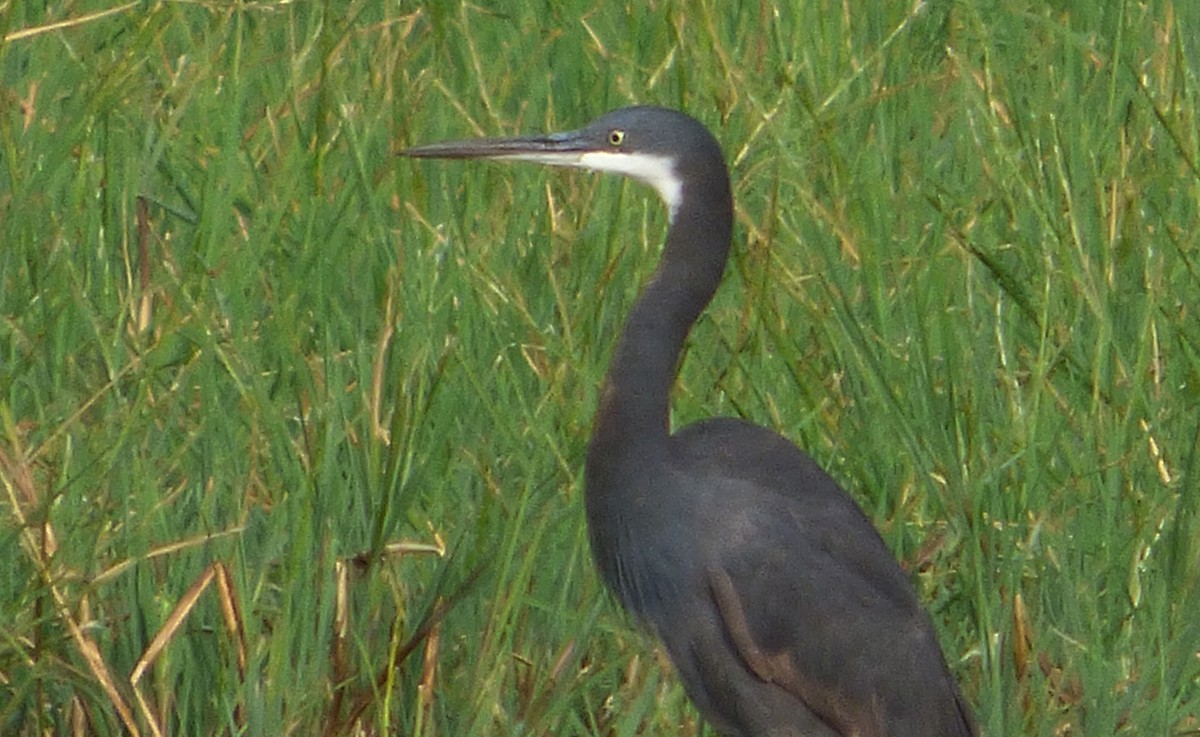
[708,564,882,736]
[666,418,975,736]
[705,533,974,737]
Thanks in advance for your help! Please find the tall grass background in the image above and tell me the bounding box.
[2,1,1198,735]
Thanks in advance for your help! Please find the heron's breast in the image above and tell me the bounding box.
[586,469,715,616]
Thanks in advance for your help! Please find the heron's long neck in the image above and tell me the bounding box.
[586,180,733,474]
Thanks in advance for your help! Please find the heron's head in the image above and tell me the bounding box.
[403,106,727,222]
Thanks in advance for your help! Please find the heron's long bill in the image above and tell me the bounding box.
[403,120,684,217]
[401,130,593,167]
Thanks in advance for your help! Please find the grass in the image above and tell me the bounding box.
[2,0,1199,734]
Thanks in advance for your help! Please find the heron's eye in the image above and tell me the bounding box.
[608,129,625,147]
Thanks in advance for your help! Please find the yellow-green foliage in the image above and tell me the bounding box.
[1,2,1198,735]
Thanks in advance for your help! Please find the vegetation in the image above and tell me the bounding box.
[2,1,1198,734]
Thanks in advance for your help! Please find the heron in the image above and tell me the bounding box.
[404,106,977,737]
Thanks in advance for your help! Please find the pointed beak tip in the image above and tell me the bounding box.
[399,129,594,165]
[398,144,443,159]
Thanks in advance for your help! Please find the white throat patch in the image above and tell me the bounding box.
[494,149,683,221]
[577,151,683,221]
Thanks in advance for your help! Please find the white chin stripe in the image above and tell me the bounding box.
[494,149,683,221]
[577,151,682,220]
[496,152,586,167]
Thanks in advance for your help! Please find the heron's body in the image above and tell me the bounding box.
[591,416,974,736]
[405,106,976,736]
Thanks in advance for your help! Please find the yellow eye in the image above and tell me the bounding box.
[608,129,625,147]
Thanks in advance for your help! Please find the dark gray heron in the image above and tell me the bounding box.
[404,106,976,737]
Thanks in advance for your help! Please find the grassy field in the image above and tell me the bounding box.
[2,1,1199,734]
